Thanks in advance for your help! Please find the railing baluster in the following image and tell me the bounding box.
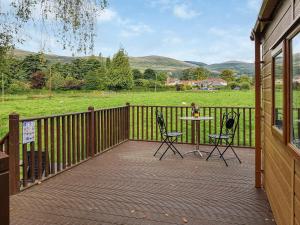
[62,116,66,169]
[56,117,61,172]
[67,115,71,166]
[44,118,49,176]
[22,144,28,187]
[50,118,55,174]
[146,106,149,141]
[37,119,42,179]
[151,106,153,141]
[243,108,246,146]
[72,115,76,164]
[77,114,81,158]
[30,141,35,182]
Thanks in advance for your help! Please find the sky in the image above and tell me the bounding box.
[15,0,262,64]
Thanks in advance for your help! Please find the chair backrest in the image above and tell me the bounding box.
[220,111,240,139]
[156,110,167,137]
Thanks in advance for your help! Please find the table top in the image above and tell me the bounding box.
[179,116,213,121]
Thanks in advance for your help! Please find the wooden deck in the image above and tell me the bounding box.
[10,141,275,225]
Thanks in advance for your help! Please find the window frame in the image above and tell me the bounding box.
[271,42,286,142]
[287,26,300,155]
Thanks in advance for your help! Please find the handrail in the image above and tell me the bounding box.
[129,105,255,148]
[0,133,9,145]
[12,105,130,192]
[0,133,9,154]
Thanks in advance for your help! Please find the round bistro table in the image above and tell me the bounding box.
[179,116,213,157]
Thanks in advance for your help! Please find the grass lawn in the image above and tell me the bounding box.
[0,90,254,136]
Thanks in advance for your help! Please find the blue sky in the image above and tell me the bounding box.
[16,0,262,64]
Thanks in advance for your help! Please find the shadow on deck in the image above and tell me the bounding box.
[10,141,275,225]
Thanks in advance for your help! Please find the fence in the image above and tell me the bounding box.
[6,105,130,194]
[1,103,257,195]
[0,133,9,154]
[129,105,255,147]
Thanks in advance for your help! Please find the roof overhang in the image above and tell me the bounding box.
[250,0,281,40]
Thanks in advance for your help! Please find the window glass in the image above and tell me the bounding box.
[274,51,284,130]
[291,34,300,148]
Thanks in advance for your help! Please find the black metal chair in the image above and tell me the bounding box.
[206,111,241,166]
[154,110,183,160]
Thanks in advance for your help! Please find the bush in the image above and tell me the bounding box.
[176,84,185,91]
[240,82,251,90]
[84,70,101,90]
[8,80,31,93]
[46,72,65,90]
[132,69,143,79]
[30,71,46,89]
[227,81,239,90]
[134,79,150,87]
[62,76,84,90]
[175,84,191,91]
[147,80,163,88]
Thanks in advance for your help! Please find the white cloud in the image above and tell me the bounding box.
[173,4,200,20]
[97,8,118,23]
[121,23,153,37]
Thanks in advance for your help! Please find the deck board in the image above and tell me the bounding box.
[10,141,275,225]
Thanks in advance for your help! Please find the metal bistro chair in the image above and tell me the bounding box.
[154,110,184,160]
[206,111,241,166]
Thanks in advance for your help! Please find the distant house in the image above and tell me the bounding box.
[166,77,180,86]
[197,78,227,88]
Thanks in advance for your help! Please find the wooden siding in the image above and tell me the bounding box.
[260,1,300,225]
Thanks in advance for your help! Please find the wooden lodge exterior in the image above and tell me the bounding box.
[252,0,300,224]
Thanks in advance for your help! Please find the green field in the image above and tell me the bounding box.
[0,90,254,137]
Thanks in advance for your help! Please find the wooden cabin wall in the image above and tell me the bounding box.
[261,1,300,225]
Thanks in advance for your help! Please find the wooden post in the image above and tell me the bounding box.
[88,106,95,157]
[254,32,262,188]
[0,152,9,225]
[9,113,20,195]
[126,103,130,140]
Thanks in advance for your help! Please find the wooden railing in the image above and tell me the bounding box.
[0,133,9,154]
[6,105,130,194]
[0,151,9,225]
[1,103,256,195]
[129,105,255,148]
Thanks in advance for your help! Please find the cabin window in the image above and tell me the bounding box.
[273,51,284,131]
[290,33,300,148]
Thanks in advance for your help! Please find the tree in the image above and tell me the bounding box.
[132,69,143,79]
[1,1,108,53]
[193,67,210,80]
[144,68,156,80]
[240,82,251,90]
[181,67,211,80]
[84,66,107,90]
[107,49,133,90]
[30,71,47,89]
[156,71,168,82]
[46,72,65,90]
[181,69,194,80]
[237,74,251,84]
[220,69,235,82]
[21,53,47,80]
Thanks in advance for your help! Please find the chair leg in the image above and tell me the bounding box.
[230,146,242,164]
[170,142,183,158]
[154,139,166,156]
[206,146,217,161]
[159,147,170,160]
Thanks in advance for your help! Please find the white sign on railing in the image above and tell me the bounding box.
[22,121,35,144]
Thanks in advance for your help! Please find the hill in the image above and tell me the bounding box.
[206,61,254,76]
[184,61,207,67]
[12,49,254,75]
[129,56,197,71]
